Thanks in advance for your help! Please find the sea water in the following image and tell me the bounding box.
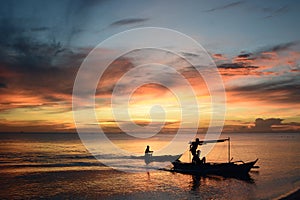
[0,132,299,199]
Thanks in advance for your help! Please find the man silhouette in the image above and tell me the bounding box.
[190,138,200,156]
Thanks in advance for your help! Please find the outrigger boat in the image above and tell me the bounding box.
[171,137,259,176]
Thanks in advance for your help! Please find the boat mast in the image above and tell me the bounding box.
[228,137,230,163]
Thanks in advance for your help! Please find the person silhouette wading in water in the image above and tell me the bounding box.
[145,145,153,154]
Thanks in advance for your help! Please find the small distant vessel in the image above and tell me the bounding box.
[171,137,259,176]
[140,145,181,164]
[130,153,181,164]
[144,153,181,164]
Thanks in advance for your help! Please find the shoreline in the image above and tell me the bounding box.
[278,189,300,200]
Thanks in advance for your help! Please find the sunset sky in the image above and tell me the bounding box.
[0,0,299,133]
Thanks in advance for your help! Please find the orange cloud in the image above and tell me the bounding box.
[212,53,228,61]
[0,119,75,132]
[1,42,299,132]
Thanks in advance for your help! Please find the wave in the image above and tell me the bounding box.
[0,161,105,168]
[0,152,180,171]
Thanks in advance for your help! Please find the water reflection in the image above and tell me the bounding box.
[189,173,255,192]
[1,132,299,199]
[226,173,255,183]
[191,175,201,191]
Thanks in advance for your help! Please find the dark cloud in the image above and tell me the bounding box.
[0,16,89,111]
[0,83,7,88]
[216,41,300,75]
[181,52,199,58]
[63,0,106,45]
[203,1,244,12]
[0,18,25,47]
[96,57,135,96]
[246,41,300,61]
[253,118,283,132]
[218,63,258,69]
[0,11,74,70]
[237,53,252,58]
[0,0,105,49]
[109,18,149,26]
[212,41,299,105]
[267,41,299,52]
[246,118,300,132]
[228,78,300,104]
[225,118,300,133]
[0,6,89,71]
[232,41,299,62]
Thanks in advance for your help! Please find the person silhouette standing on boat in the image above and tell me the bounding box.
[190,138,200,156]
[190,138,201,164]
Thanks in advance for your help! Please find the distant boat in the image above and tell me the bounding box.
[170,137,259,176]
[144,153,181,164]
[131,154,181,164]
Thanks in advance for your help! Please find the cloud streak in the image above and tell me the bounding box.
[218,63,258,69]
[264,5,289,19]
[262,41,299,53]
[109,18,149,27]
[227,78,300,104]
[203,1,244,12]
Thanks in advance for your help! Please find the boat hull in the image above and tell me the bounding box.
[144,154,181,164]
[172,159,258,176]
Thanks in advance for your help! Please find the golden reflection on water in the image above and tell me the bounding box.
[0,133,299,199]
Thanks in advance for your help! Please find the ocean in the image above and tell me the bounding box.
[0,132,299,199]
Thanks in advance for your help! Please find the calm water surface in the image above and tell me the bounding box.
[0,132,299,199]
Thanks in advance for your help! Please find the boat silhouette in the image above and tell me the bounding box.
[170,137,259,176]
